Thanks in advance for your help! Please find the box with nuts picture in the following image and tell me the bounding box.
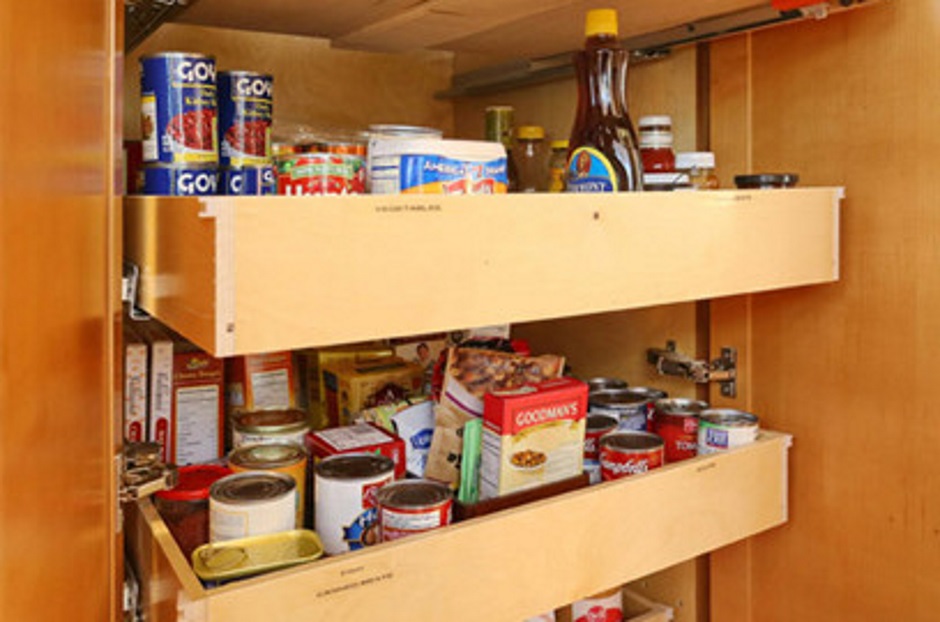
[480,377,588,499]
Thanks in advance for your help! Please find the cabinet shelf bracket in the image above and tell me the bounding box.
[647,341,737,398]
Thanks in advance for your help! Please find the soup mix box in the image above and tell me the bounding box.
[480,377,588,500]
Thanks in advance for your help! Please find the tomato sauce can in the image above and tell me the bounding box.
[228,443,307,528]
[140,164,218,196]
[217,70,273,167]
[232,409,309,449]
[314,454,395,555]
[140,52,218,164]
[584,413,618,484]
[275,152,366,195]
[650,398,709,463]
[209,471,296,542]
[599,431,664,481]
[375,479,453,542]
[588,387,667,432]
[219,166,276,195]
[698,409,760,454]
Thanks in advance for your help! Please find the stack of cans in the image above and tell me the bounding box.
[139,52,274,196]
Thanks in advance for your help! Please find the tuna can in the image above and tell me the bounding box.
[650,398,709,463]
[599,431,664,481]
[232,409,309,448]
[209,471,296,542]
[220,166,276,195]
[583,414,618,484]
[140,164,218,196]
[586,377,628,392]
[140,52,218,164]
[217,71,273,167]
[375,479,453,542]
[588,387,667,432]
[314,453,395,555]
[698,409,760,454]
[228,443,307,527]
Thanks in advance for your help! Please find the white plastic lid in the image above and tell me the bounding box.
[643,172,690,187]
[675,151,716,170]
[638,115,673,128]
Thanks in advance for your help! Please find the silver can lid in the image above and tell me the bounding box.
[316,453,395,480]
[654,398,709,416]
[375,480,452,509]
[228,443,306,470]
[600,431,664,452]
[210,471,295,505]
[700,408,759,427]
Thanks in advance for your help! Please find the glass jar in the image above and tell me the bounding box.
[514,125,547,193]
[638,115,675,173]
[154,464,232,560]
[675,152,719,190]
[547,139,569,192]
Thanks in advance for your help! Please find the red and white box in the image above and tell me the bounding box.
[122,324,148,443]
[305,423,407,480]
[165,349,225,465]
[480,377,588,499]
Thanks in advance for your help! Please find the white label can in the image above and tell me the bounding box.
[697,408,760,454]
[314,454,395,556]
[208,471,296,542]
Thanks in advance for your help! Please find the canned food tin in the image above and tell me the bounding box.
[140,164,218,196]
[140,52,218,164]
[599,431,664,481]
[572,587,622,622]
[228,443,307,527]
[584,414,618,484]
[209,471,296,542]
[217,71,273,167]
[586,377,628,392]
[220,166,276,195]
[232,409,309,448]
[366,124,443,192]
[698,409,760,454]
[588,387,667,431]
[314,454,395,555]
[375,479,453,542]
[650,398,709,463]
[276,152,366,195]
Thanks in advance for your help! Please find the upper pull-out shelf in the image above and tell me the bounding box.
[123,189,841,357]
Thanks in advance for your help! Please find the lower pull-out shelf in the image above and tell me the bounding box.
[127,431,791,622]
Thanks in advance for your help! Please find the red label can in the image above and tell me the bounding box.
[584,414,619,460]
[599,431,664,480]
[650,398,708,463]
[375,479,452,542]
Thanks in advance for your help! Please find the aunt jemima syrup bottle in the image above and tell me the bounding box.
[566,9,642,192]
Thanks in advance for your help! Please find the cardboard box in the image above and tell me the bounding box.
[322,356,424,427]
[169,348,225,465]
[225,351,297,413]
[305,423,407,480]
[480,377,588,499]
[122,324,148,443]
[129,319,175,456]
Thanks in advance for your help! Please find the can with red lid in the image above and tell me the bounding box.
[583,413,618,484]
[650,398,708,463]
[599,431,664,481]
[154,464,233,559]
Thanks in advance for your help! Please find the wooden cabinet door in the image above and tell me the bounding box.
[0,0,121,620]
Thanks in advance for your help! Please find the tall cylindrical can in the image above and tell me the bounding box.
[209,471,296,542]
[140,52,218,164]
[228,443,307,528]
[217,71,273,167]
[139,163,218,196]
[650,398,708,463]
[375,479,453,542]
[220,165,276,195]
[698,409,760,454]
[599,431,664,481]
[232,409,309,449]
[314,454,395,555]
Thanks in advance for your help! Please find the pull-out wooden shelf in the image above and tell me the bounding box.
[128,431,791,622]
[123,189,841,357]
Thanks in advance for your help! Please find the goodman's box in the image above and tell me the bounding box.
[480,377,588,500]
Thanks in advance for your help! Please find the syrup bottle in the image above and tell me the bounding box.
[566,9,643,192]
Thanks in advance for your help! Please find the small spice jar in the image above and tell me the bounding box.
[547,139,569,192]
[154,464,232,560]
[638,115,676,173]
[676,152,720,190]
[514,125,547,192]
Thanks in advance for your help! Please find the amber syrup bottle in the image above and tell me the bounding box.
[566,9,643,192]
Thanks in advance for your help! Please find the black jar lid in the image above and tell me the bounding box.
[733,173,800,189]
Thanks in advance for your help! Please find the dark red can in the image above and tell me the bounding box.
[650,398,708,463]
[598,431,664,480]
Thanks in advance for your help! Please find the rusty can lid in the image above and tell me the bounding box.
[375,480,452,510]
[599,431,664,453]
[210,471,295,505]
[315,453,395,481]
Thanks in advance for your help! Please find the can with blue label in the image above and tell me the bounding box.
[140,164,218,196]
[697,409,759,455]
[218,71,273,167]
[140,52,218,164]
[220,166,276,195]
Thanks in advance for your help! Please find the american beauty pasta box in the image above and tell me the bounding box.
[480,377,588,499]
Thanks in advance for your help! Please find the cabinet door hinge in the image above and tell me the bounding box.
[646,341,737,397]
[122,261,151,321]
[119,442,178,505]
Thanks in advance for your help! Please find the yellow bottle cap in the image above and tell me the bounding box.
[550,139,569,150]
[516,125,545,140]
[585,9,618,38]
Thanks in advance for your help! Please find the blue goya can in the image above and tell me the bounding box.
[141,164,219,196]
[140,52,218,164]
[217,71,273,167]
[220,166,276,195]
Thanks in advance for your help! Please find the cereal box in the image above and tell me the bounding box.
[480,377,588,499]
[322,357,424,427]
